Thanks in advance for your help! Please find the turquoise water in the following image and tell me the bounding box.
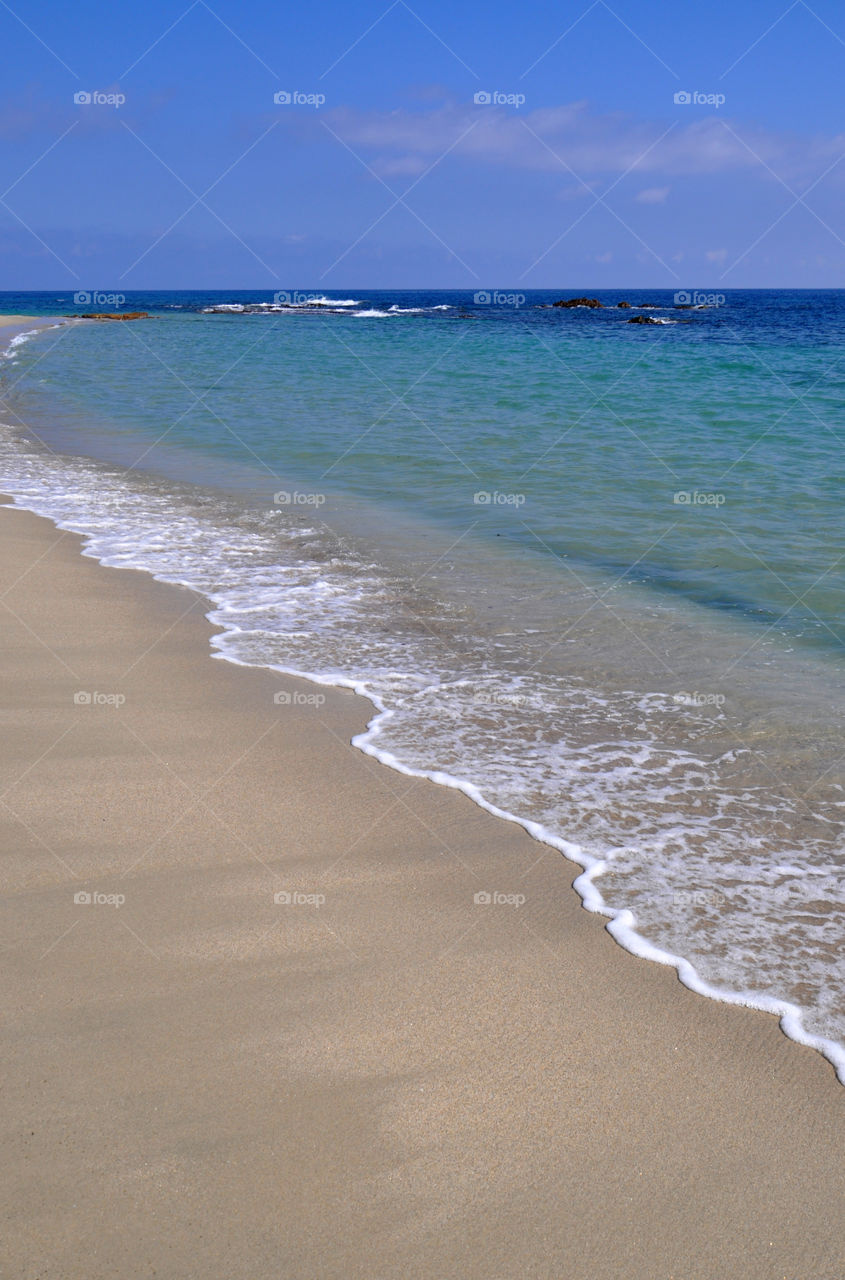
[2,290,845,1078]
[7,289,845,644]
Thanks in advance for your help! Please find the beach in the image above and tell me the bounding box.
[2,497,843,1280]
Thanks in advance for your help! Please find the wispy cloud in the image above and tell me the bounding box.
[310,99,845,187]
[635,185,669,203]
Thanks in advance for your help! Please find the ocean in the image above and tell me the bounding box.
[2,287,844,1080]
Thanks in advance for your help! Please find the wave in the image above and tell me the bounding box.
[0,405,843,1088]
[3,317,845,1088]
[387,304,453,314]
[2,322,67,363]
[294,296,361,307]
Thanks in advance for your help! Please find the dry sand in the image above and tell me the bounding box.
[1,501,843,1280]
[0,315,56,328]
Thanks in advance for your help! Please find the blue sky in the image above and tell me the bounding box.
[2,0,845,287]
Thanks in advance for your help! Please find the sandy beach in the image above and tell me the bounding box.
[0,312,60,327]
[1,498,843,1280]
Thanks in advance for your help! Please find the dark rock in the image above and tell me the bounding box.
[617,301,632,308]
[627,315,661,325]
[552,297,603,308]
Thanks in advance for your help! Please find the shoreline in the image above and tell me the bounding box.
[2,498,843,1279]
[3,313,845,1084]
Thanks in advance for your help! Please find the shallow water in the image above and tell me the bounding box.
[2,288,844,1077]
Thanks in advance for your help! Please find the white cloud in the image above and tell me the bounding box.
[556,181,599,201]
[314,100,845,187]
[706,248,728,263]
[636,186,670,203]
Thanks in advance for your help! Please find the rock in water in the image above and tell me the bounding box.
[74,312,150,321]
[552,297,603,308]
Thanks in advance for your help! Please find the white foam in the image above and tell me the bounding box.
[297,296,361,307]
[343,698,845,1086]
[1,322,68,362]
[0,378,843,1087]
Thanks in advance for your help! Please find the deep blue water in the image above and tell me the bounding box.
[3,288,845,650]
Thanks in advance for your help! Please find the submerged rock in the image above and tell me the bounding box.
[627,315,662,325]
[74,311,150,321]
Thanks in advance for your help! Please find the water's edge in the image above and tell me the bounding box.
[3,314,844,1087]
[4,486,845,1087]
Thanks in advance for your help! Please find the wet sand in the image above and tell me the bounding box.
[1,501,843,1280]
